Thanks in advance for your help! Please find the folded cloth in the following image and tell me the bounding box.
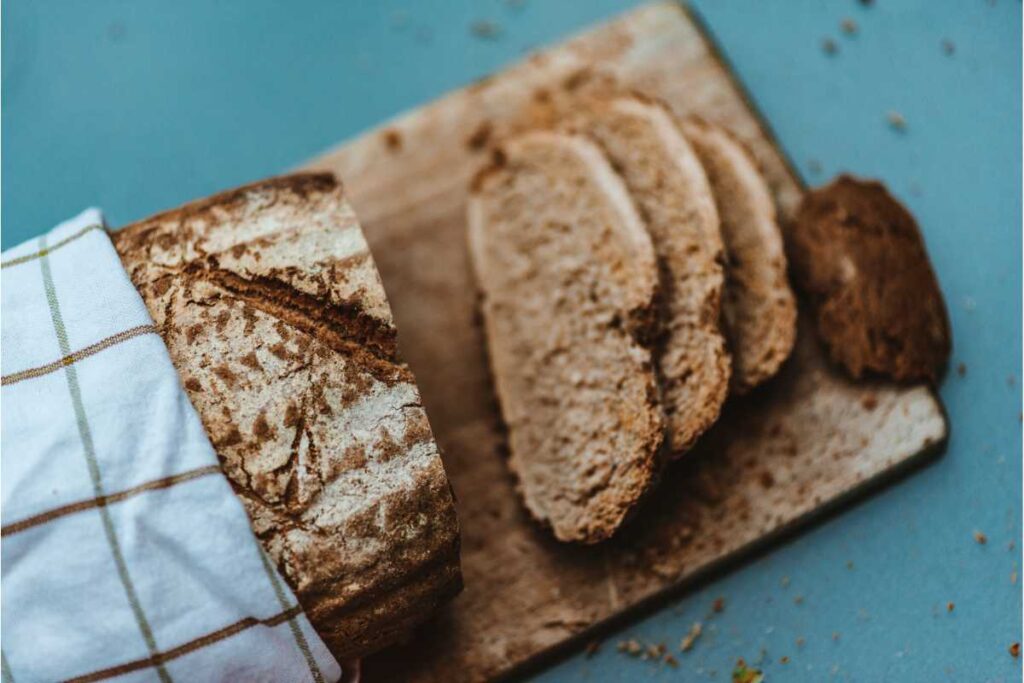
[1,210,341,683]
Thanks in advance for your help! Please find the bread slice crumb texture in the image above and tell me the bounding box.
[681,118,797,394]
[468,131,663,543]
[580,96,730,456]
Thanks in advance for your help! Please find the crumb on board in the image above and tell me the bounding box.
[713,597,726,613]
[846,560,855,569]
[781,655,791,664]
[841,18,858,35]
[466,120,493,150]
[886,111,907,132]
[644,643,666,661]
[584,640,601,658]
[822,37,838,55]
[1011,642,1020,658]
[947,602,955,612]
[732,659,764,683]
[1011,571,1018,585]
[780,576,791,588]
[470,20,502,40]
[957,362,967,377]
[974,530,988,545]
[680,622,703,652]
[832,631,841,641]
[382,129,403,152]
[942,39,956,55]
[796,637,806,648]
[617,639,643,657]
[664,653,679,667]
[794,595,804,605]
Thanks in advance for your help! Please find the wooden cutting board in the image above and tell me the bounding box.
[305,3,948,680]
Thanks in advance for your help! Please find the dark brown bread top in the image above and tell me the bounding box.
[788,175,951,383]
[112,173,461,659]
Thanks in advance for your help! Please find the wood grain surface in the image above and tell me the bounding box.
[304,3,948,680]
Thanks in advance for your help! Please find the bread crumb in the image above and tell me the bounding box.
[846,560,855,569]
[796,637,806,647]
[956,362,967,377]
[470,20,502,40]
[947,602,955,612]
[886,111,907,132]
[841,18,858,34]
[713,597,726,613]
[584,640,602,658]
[382,129,402,152]
[732,659,764,683]
[1011,642,1020,658]
[974,530,988,545]
[832,631,841,641]
[617,639,643,657]
[680,622,703,652]
[1011,571,1018,585]
[794,595,804,605]
[781,655,791,664]
[664,653,679,667]
[780,575,791,588]
[941,39,956,56]
[822,37,838,55]
[466,120,493,150]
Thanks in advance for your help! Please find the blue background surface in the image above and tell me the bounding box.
[3,1,1020,681]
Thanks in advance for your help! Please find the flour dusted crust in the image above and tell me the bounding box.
[112,173,461,659]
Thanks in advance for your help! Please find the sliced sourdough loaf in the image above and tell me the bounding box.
[112,174,461,659]
[681,118,797,393]
[576,95,730,455]
[467,131,664,544]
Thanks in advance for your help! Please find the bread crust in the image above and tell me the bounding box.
[112,173,462,659]
[788,175,951,383]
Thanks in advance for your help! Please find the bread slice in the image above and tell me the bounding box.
[467,131,663,544]
[577,96,730,455]
[681,118,797,393]
[112,174,461,659]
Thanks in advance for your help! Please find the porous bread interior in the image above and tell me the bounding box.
[681,119,797,393]
[468,131,663,544]
[581,96,730,455]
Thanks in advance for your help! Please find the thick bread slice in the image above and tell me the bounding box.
[467,131,663,544]
[577,96,730,455]
[681,118,797,393]
[111,174,461,659]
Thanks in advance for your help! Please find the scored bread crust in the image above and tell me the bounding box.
[468,131,664,544]
[681,117,797,394]
[575,95,731,456]
[112,173,461,659]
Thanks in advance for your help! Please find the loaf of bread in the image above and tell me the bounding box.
[575,95,731,455]
[681,118,797,394]
[467,131,664,544]
[788,175,951,382]
[112,173,461,659]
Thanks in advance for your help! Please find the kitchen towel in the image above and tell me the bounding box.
[1,209,341,683]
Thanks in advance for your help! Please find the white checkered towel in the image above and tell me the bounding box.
[1,210,341,683]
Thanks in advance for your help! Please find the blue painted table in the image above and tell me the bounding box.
[3,2,1020,680]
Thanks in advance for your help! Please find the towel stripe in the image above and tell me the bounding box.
[1,223,103,269]
[1,465,222,537]
[64,606,303,683]
[1,324,159,386]
[257,547,325,682]
[39,237,173,683]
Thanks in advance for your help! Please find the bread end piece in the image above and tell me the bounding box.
[789,175,951,383]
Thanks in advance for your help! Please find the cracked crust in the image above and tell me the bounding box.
[112,173,462,659]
